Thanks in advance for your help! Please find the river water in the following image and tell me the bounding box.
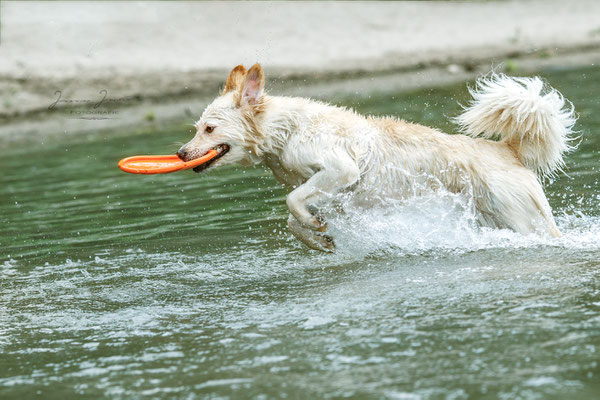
[1,67,599,398]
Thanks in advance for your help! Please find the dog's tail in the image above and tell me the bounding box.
[454,73,577,179]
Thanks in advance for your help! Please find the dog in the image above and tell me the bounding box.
[177,64,577,251]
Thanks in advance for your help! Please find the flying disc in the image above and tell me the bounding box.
[118,150,219,174]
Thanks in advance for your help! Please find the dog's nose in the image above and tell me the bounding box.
[177,148,188,161]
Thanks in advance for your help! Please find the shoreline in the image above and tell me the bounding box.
[1,45,598,145]
[1,0,599,143]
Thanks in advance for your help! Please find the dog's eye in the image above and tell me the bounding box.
[205,126,215,134]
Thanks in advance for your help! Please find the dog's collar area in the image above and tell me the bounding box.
[193,144,230,173]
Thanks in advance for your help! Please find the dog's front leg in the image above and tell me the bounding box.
[286,158,360,231]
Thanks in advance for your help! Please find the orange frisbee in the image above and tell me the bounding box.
[118,150,219,174]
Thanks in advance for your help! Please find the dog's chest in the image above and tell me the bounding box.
[263,155,309,189]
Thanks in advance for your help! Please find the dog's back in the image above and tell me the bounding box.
[302,75,576,237]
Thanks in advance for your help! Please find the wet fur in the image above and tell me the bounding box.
[178,65,577,251]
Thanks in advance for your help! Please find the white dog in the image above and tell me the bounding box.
[178,64,576,251]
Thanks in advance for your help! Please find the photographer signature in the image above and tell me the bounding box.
[48,90,135,110]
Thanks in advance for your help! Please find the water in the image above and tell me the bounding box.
[1,67,599,398]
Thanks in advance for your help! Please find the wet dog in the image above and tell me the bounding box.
[178,64,576,251]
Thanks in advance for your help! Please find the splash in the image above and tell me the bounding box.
[326,189,600,257]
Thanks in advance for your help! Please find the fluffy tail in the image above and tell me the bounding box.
[455,73,577,179]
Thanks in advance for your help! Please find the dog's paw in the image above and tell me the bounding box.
[297,215,327,231]
[317,233,336,252]
[287,213,334,252]
[314,215,328,232]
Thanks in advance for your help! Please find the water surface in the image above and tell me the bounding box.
[1,67,599,399]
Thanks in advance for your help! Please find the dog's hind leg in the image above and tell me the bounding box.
[287,214,335,252]
[474,175,561,237]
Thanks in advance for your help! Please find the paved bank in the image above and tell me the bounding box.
[1,0,599,140]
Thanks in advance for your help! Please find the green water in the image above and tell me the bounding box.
[1,67,599,399]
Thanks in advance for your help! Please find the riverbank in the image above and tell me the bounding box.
[1,0,599,142]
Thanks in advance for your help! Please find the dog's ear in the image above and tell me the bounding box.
[223,65,247,94]
[239,63,264,107]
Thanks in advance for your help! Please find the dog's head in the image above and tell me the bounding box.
[177,64,267,172]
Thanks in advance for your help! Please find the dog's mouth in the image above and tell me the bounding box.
[193,144,230,173]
